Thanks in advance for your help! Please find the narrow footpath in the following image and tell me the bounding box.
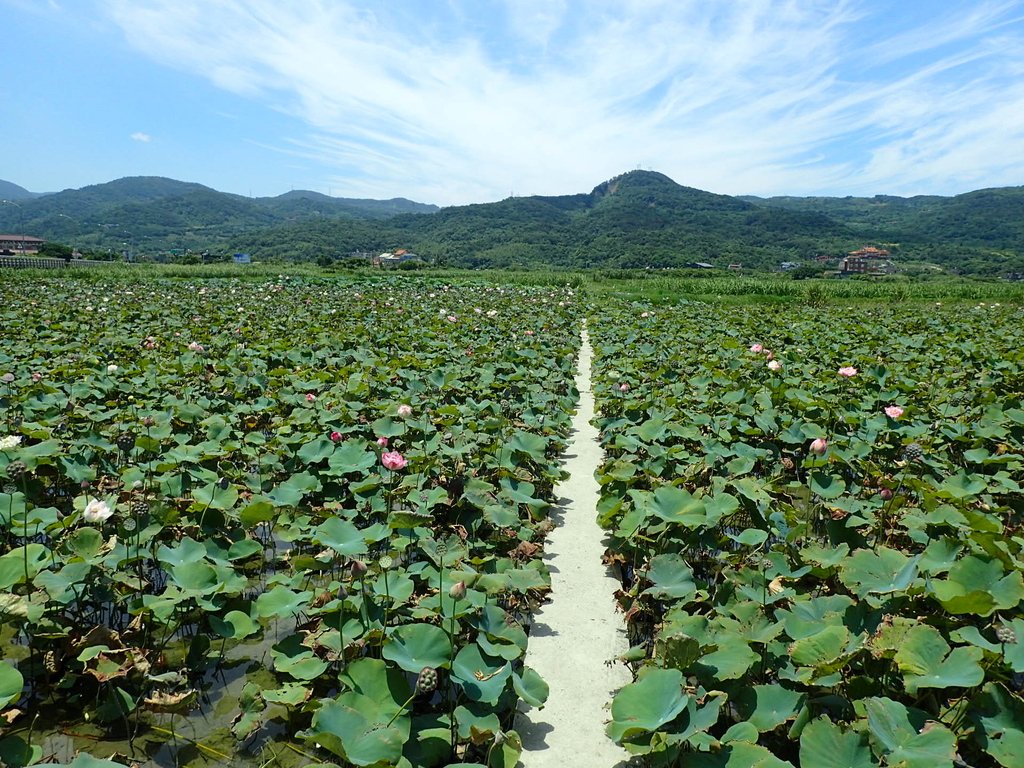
[516,326,633,767]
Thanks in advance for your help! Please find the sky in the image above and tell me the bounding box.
[2,0,1023,206]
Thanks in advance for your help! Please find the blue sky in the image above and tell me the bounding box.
[2,0,1023,205]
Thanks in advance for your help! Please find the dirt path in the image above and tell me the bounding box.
[516,326,632,767]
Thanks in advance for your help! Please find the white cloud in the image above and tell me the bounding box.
[102,0,1024,203]
[130,131,152,143]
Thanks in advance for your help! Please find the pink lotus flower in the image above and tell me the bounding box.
[381,451,408,471]
[810,437,828,455]
[524,330,534,336]
[329,431,342,442]
[187,341,204,352]
[306,393,317,402]
[397,404,413,418]
[376,436,389,447]
[767,360,782,371]
[838,366,858,378]
[446,315,458,323]
[884,405,904,419]
[619,382,630,393]
[750,343,764,353]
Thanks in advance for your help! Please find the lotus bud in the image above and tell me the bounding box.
[350,560,368,578]
[809,438,828,455]
[449,581,466,601]
[879,488,893,500]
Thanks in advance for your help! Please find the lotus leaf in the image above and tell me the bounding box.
[929,555,1024,616]
[863,697,956,767]
[607,667,689,743]
[799,716,876,768]
[894,624,984,693]
[382,623,452,672]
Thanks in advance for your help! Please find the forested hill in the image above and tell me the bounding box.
[0,176,438,254]
[231,170,857,268]
[2,172,1023,274]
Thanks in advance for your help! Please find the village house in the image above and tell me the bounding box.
[0,234,44,254]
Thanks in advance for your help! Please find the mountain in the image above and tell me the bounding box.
[2,171,1022,274]
[0,179,41,201]
[743,186,1024,273]
[229,170,856,268]
[0,176,438,255]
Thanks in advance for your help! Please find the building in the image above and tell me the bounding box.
[372,251,422,268]
[848,246,891,259]
[0,235,44,254]
[840,256,895,275]
[233,253,252,265]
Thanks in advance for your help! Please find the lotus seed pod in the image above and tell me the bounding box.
[5,460,27,480]
[435,541,448,557]
[997,625,1018,645]
[379,555,393,570]
[903,443,924,462]
[116,432,135,452]
[415,666,438,694]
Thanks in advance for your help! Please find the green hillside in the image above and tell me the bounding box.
[2,171,1023,275]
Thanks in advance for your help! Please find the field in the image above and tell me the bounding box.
[1,270,1024,767]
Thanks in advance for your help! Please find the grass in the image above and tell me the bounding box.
[4,262,1023,304]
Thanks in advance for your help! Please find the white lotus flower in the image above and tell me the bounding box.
[106,364,118,374]
[82,498,113,524]
[0,435,22,451]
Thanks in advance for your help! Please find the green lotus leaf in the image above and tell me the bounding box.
[505,430,548,462]
[838,547,919,599]
[607,667,689,743]
[735,685,806,732]
[371,416,406,438]
[690,739,795,767]
[0,734,43,768]
[382,623,452,673]
[809,471,845,499]
[799,716,875,768]
[451,643,511,705]
[169,561,219,593]
[864,697,956,767]
[209,609,259,640]
[970,682,1024,767]
[936,469,987,499]
[643,553,698,600]
[929,555,1024,616]
[238,499,275,527]
[0,544,49,589]
[314,516,368,557]
[192,480,238,510]
[255,585,311,619]
[512,666,549,709]
[271,634,329,681]
[647,485,707,527]
[327,440,377,474]
[297,436,335,464]
[894,624,984,693]
[789,625,850,667]
[306,698,409,766]
[0,663,23,709]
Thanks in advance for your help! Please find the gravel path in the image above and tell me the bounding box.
[516,326,633,767]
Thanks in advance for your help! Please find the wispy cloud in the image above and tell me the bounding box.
[130,131,152,143]
[102,0,1024,203]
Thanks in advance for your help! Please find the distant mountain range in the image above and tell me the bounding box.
[1,172,1022,275]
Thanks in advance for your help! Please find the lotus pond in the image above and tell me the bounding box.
[591,300,1024,767]
[0,276,580,767]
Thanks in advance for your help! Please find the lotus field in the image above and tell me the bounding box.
[0,277,579,766]
[591,300,1024,767]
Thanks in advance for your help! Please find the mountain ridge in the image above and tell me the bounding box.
[1,171,1022,275]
